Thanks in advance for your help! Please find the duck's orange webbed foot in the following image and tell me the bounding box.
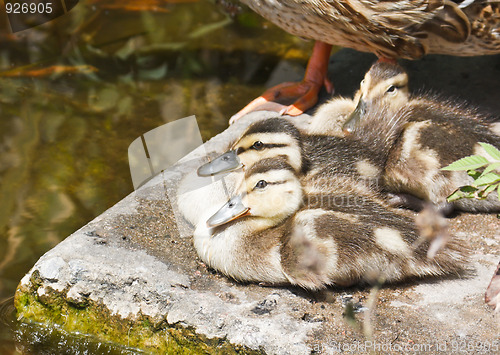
[230,42,333,125]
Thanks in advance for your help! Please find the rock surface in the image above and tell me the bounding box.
[15,50,500,354]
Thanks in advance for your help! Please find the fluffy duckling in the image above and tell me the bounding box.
[334,61,500,213]
[382,103,500,213]
[197,117,396,192]
[194,157,304,285]
[341,62,410,135]
[194,157,469,289]
[308,62,410,137]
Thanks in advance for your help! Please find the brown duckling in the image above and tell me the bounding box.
[383,104,500,213]
[330,61,500,213]
[194,157,469,289]
[309,61,411,136]
[197,117,398,193]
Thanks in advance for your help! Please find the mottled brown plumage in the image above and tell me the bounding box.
[343,61,500,212]
[193,157,469,289]
[242,0,500,59]
[199,117,397,193]
[230,1,500,123]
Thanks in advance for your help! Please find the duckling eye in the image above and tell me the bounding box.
[255,180,267,189]
[252,141,264,150]
[386,85,397,94]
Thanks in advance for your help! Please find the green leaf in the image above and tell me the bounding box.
[441,155,489,171]
[482,162,500,175]
[474,172,500,186]
[478,183,499,198]
[478,142,500,161]
[468,170,481,179]
[446,185,478,202]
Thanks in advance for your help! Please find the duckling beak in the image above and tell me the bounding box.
[206,194,250,228]
[342,98,367,135]
[197,150,242,177]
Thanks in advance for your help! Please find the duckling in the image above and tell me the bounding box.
[342,61,410,135]
[338,61,500,212]
[197,117,397,192]
[194,157,304,286]
[340,61,492,134]
[189,115,388,241]
[309,62,412,137]
[194,157,469,289]
[383,103,500,213]
[309,61,412,137]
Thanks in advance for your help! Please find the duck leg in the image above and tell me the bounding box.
[377,57,397,64]
[229,41,333,124]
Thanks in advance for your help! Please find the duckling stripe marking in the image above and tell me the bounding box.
[355,159,381,179]
[251,180,286,190]
[237,143,289,154]
[374,227,411,257]
[245,159,296,176]
[400,120,431,161]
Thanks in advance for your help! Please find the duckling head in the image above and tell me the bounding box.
[198,118,303,177]
[207,157,303,229]
[343,62,409,134]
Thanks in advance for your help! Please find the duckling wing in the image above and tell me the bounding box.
[282,199,469,289]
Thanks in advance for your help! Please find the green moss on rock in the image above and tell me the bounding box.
[15,281,260,354]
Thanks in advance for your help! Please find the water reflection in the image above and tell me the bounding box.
[0,0,313,353]
[0,297,16,353]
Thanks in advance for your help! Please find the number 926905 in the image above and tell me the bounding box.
[5,1,53,14]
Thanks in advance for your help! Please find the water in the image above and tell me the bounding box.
[0,0,314,352]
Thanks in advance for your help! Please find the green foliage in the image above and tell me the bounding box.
[442,143,500,202]
[441,155,489,171]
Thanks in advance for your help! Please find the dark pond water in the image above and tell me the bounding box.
[0,0,318,353]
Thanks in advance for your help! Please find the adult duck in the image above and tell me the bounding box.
[230,0,500,123]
